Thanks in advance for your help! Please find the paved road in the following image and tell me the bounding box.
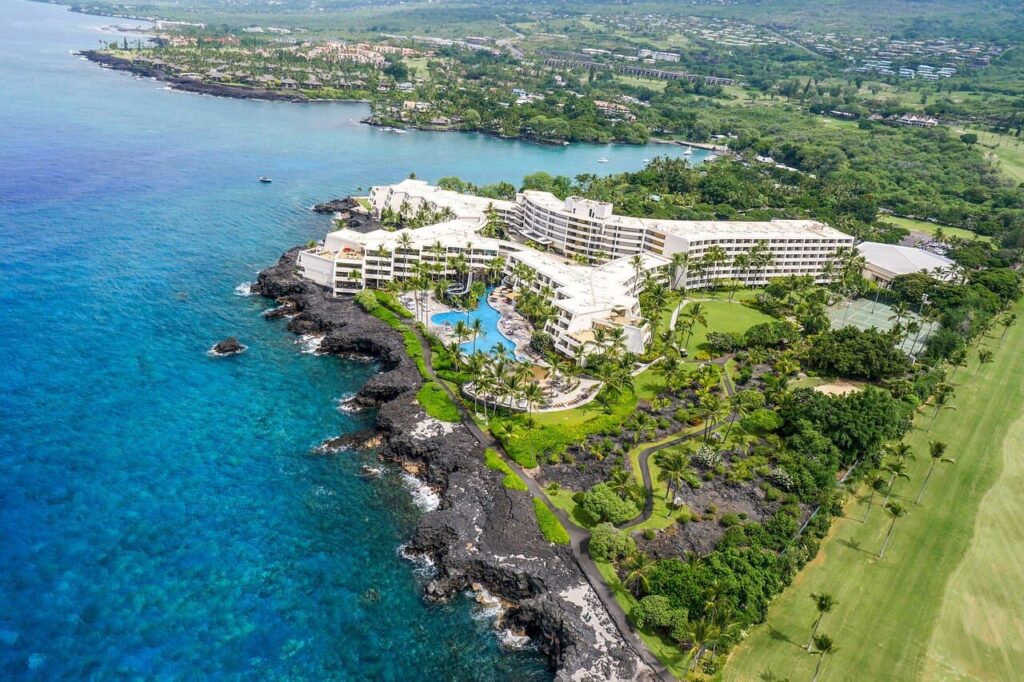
[404,321,674,681]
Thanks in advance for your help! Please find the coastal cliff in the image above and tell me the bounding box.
[79,50,308,102]
[255,249,653,681]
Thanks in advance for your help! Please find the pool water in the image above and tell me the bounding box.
[431,289,517,356]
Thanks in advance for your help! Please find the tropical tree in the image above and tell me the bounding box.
[451,319,470,369]
[878,502,907,559]
[999,312,1017,342]
[470,317,484,354]
[977,349,994,372]
[806,593,837,651]
[810,634,837,682]
[928,383,955,431]
[655,449,692,503]
[881,458,911,507]
[697,392,729,442]
[916,441,954,504]
[679,301,708,350]
[622,552,657,596]
[522,381,545,458]
[861,474,888,523]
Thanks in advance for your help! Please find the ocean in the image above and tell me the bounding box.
[0,1,708,677]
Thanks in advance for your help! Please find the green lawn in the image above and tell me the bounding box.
[676,299,774,354]
[959,128,1024,185]
[725,300,1024,682]
[881,215,992,243]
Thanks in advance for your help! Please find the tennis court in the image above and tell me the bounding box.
[828,298,938,355]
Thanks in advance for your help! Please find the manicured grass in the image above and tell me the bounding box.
[594,560,691,679]
[404,56,432,81]
[881,215,992,243]
[547,487,597,528]
[676,299,774,354]
[355,197,372,211]
[725,300,1024,681]
[484,447,528,491]
[415,381,460,422]
[959,128,1024,184]
[533,498,571,545]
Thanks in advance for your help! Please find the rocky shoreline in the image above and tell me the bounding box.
[79,50,309,103]
[255,249,653,681]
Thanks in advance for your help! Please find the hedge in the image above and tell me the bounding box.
[373,290,413,319]
[484,448,528,491]
[416,382,460,422]
[533,498,570,545]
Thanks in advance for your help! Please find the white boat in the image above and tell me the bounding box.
[258,176,272,183]
[382,126,407,134]
[683,145,693,156]
[597,157,609,163]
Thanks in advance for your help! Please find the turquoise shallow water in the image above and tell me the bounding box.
[0,1,707,678]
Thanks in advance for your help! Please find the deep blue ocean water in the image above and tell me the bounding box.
[0,2,707,677]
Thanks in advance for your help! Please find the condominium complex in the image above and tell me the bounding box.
[296,179,853,357]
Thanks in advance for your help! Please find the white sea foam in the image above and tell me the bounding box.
[234,282,256,297]
[401,473,440,512]
[336,393,364,413]
[497,629,533,650]
[296,334,325,355]
[469,586,504,621]
[397,543,437,578]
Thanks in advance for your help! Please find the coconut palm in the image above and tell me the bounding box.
[916,441,954,504]
[522,382,545,458]
[656,449,692,502]
[928,384,955,431]
[622,552,657,596]
[679,301,708,350]
[810,634,837,682]
[878,502,907,559]
[731,252,751,299]
[806,593,837,650]
[999,313,1017,342]
[948,347,968,379]
[861,474,888,523]
[977,348,994,372]
[722,390,757,443]
[470,317,484,354]
[668,252,690,290]
[881,459,911,507]
[697,392,729,442]
[682,617,718,673]
[451,319,470,369]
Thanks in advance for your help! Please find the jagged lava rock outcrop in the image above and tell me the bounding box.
[255,249,653,681]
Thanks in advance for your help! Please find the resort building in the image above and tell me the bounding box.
[514,191,854,288]
[296,179,853,358]
[857,242,955,287]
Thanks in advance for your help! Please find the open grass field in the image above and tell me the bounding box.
[677,299,774,354]
[725,299,1024,681]
[881,215,993,243]
[960,128,1024,185]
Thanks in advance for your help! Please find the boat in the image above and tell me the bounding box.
[381,126,407,134]
[258,176,272,183]
[597,157,609,163]
[642,158,650,163]
[683,145,693,156]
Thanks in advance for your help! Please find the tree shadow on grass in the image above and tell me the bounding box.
[838,536,875,556]
[760,669,793,682]
[767,626,801,648]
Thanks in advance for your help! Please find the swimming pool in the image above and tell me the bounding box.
[431,289,517,356]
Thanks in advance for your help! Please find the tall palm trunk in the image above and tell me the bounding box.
[916,461,937,504]
[878,518,898,558]
[862,486,876,523]
[811,653,827,682]
[806,614,823,650]
[882,473,897,507]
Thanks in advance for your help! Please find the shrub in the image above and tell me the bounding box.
[631,595,683,630]
[643,528,657,541]
[416,382,460,422]
[691,444,722,469]
[354,289,380,313]
[484,448,528,491]
[589,522,637,561]
[706,331,744,355]
[579,483,640,525]
[533,498,570,545]
[373,290,413,318]
[767,467,795,492]
[676,504,694,524]
[740,408,783,434]
[719,513,742,527]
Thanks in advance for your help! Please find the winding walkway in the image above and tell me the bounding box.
[404,320,674,682]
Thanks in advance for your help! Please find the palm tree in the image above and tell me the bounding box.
[470,317,484,354]
[928,384,955,431]
[916,441,953,504]
[683,617,717,673]
[679,301,708,350]
[656,449,691,502]
[697,392,728,442]
[451,319,470,369]
[861,474,888,523]
[999,313,1017,342]
[668,252,690,290]
[878,502,907,559]
[810,634,837,682]
[881,459,911,507]
[622,552,657,596]
[522,381,544,427]
[806,593,837,650]
[948,347,968,379]
[722,390,756,443]
[731,252,751,298]
[700,246,728,290]
[977,349,994,372]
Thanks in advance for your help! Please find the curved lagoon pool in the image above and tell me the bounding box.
[431,289,517,356]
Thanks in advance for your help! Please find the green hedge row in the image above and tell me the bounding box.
[484,448,528,491]
[533,498,571,545]
[416,382,461,422]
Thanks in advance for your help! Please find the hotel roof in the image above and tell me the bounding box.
[857,242,954,277]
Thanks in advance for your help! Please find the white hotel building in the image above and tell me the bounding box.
[296,179,853,357]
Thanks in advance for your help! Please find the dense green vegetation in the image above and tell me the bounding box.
[484,447,528,491]
[533,498,570,545]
